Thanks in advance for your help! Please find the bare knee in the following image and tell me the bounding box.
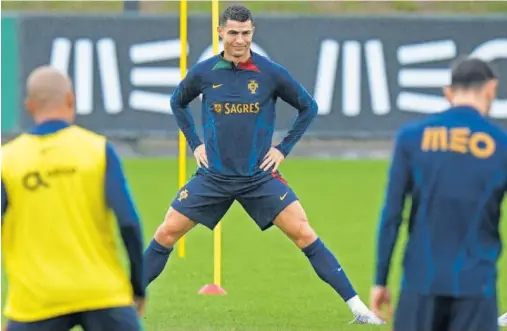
[154,208,196,247]
[291,220,318,249]
[274,202,318,249]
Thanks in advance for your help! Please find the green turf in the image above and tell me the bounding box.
[2,158,507,330]
[3,0,507,14]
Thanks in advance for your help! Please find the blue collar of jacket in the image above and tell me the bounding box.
[29,120,71,136]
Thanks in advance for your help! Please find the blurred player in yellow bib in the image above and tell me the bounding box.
[1,66,146,331]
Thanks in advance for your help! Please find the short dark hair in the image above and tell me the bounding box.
[450,56,497,90]
[219,4,254,27]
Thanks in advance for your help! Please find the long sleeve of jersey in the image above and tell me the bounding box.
[105,142,145,297]
[273,65,318,157]
[1,179,7,217]
[375,129,412,286]
[170,67,203,152]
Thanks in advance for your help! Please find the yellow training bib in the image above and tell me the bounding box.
[2,125,132,322]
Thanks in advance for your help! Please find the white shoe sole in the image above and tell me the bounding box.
[349,315,386,325]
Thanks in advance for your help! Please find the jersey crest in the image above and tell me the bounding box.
[248,80,258,95]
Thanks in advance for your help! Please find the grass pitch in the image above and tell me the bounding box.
[2,158,507,330]
[3,0,507,14]
[129,158,507,331]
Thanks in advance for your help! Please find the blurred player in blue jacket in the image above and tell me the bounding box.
[371,57,506,331]
[143,4,384,325]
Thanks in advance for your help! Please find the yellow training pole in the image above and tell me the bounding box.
[177,0,188,259]
[197,0,226,296]
[211,0,222,288]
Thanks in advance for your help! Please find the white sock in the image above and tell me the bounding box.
[346,295,369,313]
